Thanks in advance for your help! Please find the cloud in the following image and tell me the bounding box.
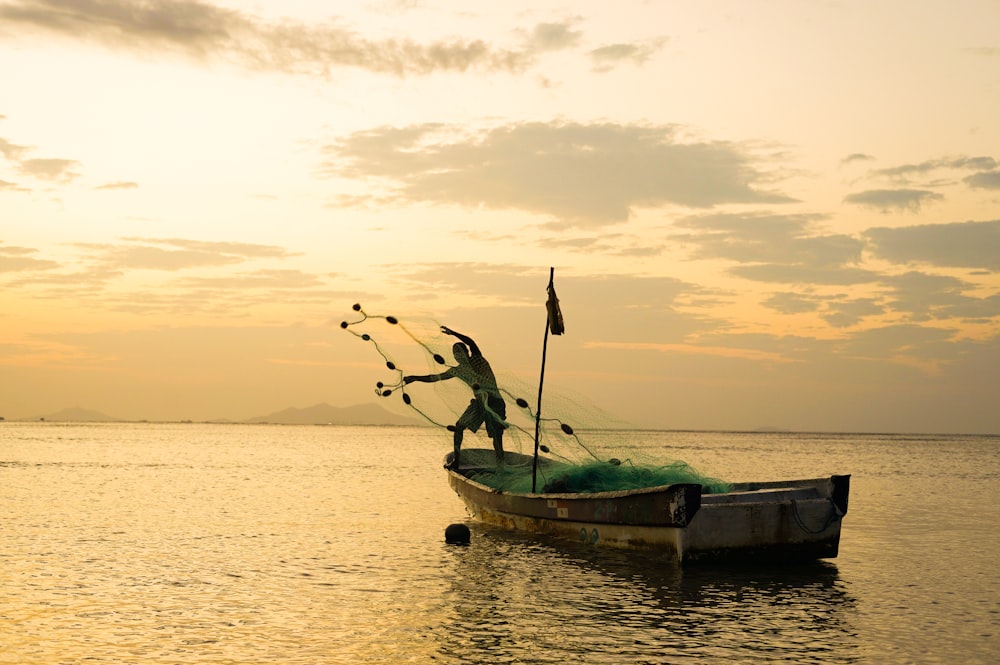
[0,136,30,160]
[524,20,583,52]
[762,291,821,315]
[0,178,28,191]
[0,244,58,272]
[323,121,794,226]
[881,271,1000,323]
[532,229,665,257]
[588,38,667,72]
[81,237,296,271]
[672,212,878,285]
[761,291,888,328]
[95,181,139,190]
[964,170,1000,190]
[582,340,792,364]
[1,239,334,318]
[121,237,295,259]
[820,297,884,328]
[17,156,80,182]
[176,269,325,290]
[1,131,81,187]
[869,156,998,183]
[0,0,568,76]
[824,322,966,377]
[843,188,943,212]
[674,212,862,266]
[840,153,875,165]
[90,268,345,315]
[865,220,1000,270]
[843,155,1000,211]
[729,263,879,285]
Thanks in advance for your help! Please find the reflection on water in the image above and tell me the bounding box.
[2,424,998,664]
[436,525,857,664]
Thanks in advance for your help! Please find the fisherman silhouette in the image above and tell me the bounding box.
[403,326,507,469]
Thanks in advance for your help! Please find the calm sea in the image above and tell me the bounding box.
[1,423,997,664]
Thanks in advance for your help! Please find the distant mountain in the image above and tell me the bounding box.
[245,402,422,426]
[32,407,118,422]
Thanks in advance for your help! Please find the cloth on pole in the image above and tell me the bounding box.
[546,281,565,335]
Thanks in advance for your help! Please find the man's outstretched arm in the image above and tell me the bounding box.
[404,369,453,384]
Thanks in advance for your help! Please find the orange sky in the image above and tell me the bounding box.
[2,0,999,432]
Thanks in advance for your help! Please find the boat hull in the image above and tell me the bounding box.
[447,449,849,564]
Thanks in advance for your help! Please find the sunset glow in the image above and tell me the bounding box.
[2,0,998,432]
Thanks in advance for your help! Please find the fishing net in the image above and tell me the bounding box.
[341,303,730,495]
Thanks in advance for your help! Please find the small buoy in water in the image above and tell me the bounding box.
[445,523,470,545]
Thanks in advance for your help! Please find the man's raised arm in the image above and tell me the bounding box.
[441,326,482,357]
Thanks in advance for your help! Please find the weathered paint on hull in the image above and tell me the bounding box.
[457,494,687,556]
[447,449,849,565]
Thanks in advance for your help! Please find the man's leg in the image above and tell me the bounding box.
[491,432,504,465]
[451,426,465,468]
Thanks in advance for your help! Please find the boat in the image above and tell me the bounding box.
[342,271,850,564]
[447,448,850,564]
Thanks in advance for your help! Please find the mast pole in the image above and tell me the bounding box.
[532,267,556,493]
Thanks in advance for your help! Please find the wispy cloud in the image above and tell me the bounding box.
[0,0,577,76]
[16,157,80,182]
[176,269,325,290]
[843,155,999,210]
[0,178,27,191]
[523,20,583,52]
[1,131,84,187]
[588,38,667,72]
[0,243,58,272]
[80,237,297,271]
[323,121,794,226]
[95,180,139,190]
[869,156,997,184]
[0,136,30,160]
[582,340,793,364]
[843,188,944,213]
[840,152,875,166]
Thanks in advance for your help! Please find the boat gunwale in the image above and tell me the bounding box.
[449,449,844,503]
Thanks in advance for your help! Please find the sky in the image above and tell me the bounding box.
[1,0,999,433]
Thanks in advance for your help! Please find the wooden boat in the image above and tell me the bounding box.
[447,448,850,564]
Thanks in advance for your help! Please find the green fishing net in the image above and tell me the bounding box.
[342,304,731,495]
[468,459,731,495]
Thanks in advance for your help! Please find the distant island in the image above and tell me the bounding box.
[245,402,422,426]
[30,407,119,422]
[14,402,422,426]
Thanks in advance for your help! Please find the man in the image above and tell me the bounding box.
[403,326,507,468]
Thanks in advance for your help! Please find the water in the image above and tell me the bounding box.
[2,423,998,664]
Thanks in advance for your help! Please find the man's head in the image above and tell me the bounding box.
[452,342,470,363]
